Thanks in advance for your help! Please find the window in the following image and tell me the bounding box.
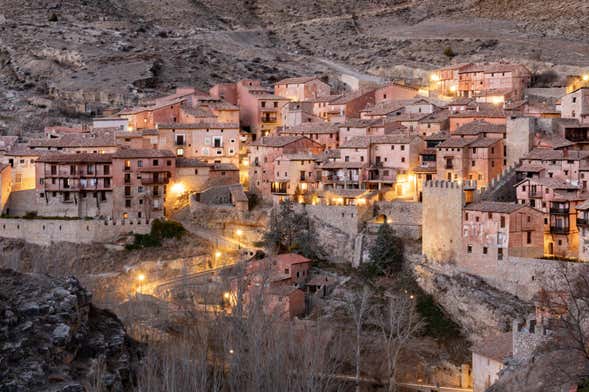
[497,248,503,260]
[51,165,57,175]
[176,148,184,157]
[104,178,111,188]
[465,213,469,221]
[39,193,44,198]
[345,156,350,162]
[527,231,532,244]
[63,192,70,201]
[401,157,405,163]
[124,160,131,170]
[483,247,488,255]
[467,245,472,253]
[153,159,159,166]
[261,101,266,108]
[194,169,199,175]
[500,216,505,228]
[138,186,144,193]
[125,199,131,208]
[103,165,110,175]
[138,160,143,168]
[488,212,493,219]
[401,145,405,151]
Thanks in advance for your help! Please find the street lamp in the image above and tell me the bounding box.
[137,273,145,294]
[235,229,243,250]
[214,251,222,267]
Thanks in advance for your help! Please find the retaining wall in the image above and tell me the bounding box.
[0,218,151,246]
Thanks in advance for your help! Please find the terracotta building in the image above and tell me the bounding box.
[457,63,531,102]
[560,88,589,125]
[156,122,240,165]
[279,122,340,149]
[111,149,176,220]
[515,177,585,258]
[436,136,504,187]
[271,153,319,203]
[248,136,324,198]
[463,201,544,262]
[374,82,418,103]
[274,76,331,102]
[28,133,118,154]
[35,153,115,218]
[448,104,506,132]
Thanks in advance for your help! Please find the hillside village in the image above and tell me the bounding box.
[2,62,589,391]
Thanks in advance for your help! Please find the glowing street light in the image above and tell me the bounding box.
[170,182,186,195]
[583,74,589,82]
[235,229,243,250]
[137,273,145,294]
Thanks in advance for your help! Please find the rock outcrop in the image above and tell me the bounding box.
[415,263,533,343]
[0,269,141,392]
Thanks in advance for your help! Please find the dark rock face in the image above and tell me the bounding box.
[0,269,140,392]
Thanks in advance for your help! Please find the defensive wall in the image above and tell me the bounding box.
[0,217,151,246]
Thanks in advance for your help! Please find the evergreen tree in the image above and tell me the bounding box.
[366,223,404,276]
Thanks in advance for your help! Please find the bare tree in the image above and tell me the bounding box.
[371,293,423,392]
[345,285,371,392]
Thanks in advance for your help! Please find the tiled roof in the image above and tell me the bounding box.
[330,89,374,105]
[280,122,339,134]
[465,201,525,214]
[250,136,305,147]
[4,145,47,157]
[437,136,474,148]
[361,102,406,117]
[370,134,420,144]
[515,164,545,173]
[449,105,505,118]
[518,176,580,190]
[274,253,311,265]
[425,132,450,141]
[111,149,176,158]
[277,153,319,161]
[339,136,371,148]
[181,105,215,117]
[449,97,476,106]
[29,134,116,148]
[176,157,210,168]
[340,118,385,128]
[454,120,506,135]
[418,110,450,123]
[157,122,239,129]
[459,62,530,75]
[36,153,113,164]
[575,199,589,210]
[304,94,343,103]
[469,137,502,148]
[212,163,239,171]
[471,332,513,362]
[201,100,239,111]
[275,76,320,85]
[523,149,589,161]
[320,161,365,169]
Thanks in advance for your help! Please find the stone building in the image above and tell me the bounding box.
[0,146,44,192]
[457,63,531,102]
[373,82,418,103]
[28,133,118,154]
[422,180,465,263]
[448,104,506,132]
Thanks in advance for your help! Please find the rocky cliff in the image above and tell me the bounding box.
[0,269,141,392]
[1,0,588,133]
[414,263,533,343]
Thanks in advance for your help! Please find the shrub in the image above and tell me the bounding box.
[443,46,456,58]
[126,219,185,250]
[48,13,58,22]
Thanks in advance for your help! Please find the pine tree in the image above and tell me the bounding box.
[367,223,404,276]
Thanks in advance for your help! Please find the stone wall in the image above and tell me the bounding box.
[512,317,550,362]
[506,117,535,168]
[422,181,464,263]
[301,204,371,237]
[0,218,150,246]
[375,200,422,239]
[455,254,589,301]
